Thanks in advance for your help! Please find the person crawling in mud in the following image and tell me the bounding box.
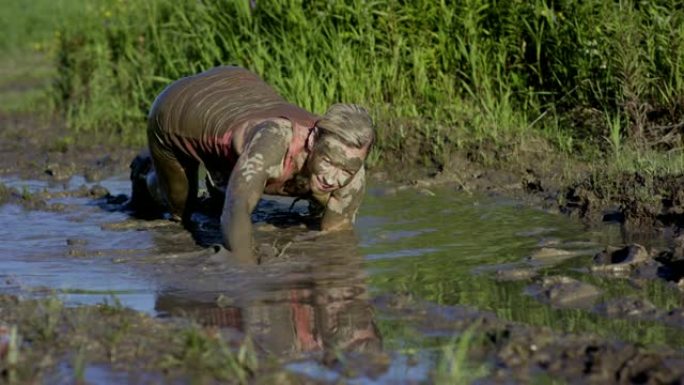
[128,66,375,264]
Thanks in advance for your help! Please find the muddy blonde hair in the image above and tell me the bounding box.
[316,104,375,149]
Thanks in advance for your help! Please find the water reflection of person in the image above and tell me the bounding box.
[154,231,382,358]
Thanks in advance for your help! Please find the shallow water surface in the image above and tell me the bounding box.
[0,178,156,312]
[2,176,683,383]
[359,188,680,344]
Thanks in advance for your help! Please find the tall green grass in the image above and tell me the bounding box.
[53,0,684,167]
[0,0,88,115]
[0,0,84,54]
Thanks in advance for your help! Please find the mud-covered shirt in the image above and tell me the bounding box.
[147,66,320,194]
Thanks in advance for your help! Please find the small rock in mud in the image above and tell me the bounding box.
[527,276,601,308]
[669,232,684,261]
[83,165,110,183]
[411,179,437,189]
[418,188,435,197]
[215,294,234,308]
[373,292,415,311]
[68,248,103,258]
[495,268,539,282]
[67,248,88,257]
[47,202,68,212]
[591,244,651,276]
[653,249,684,283]
[44,162,75,181]
[593,244,649,265]
[590,263,633,276]
[66,238,88,246]
[525,247,578,265]
[593,297,661,320]
[662,308,684,328]
[535,237,561,247]
[522,171,543,193]
[88,184,110,198]
[21,197,48,210]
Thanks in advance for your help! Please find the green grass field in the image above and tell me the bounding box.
[4,0,684,175]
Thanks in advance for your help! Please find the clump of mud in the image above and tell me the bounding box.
[0,181,112,211]
[1,294,389,384]
[375,294,684,384]
[590,243,684,286]
[526,276,601,309]
[562,172,684,231]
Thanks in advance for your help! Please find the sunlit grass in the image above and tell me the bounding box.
[46,0,683,170]
[0,54,54,114]
[0,0,83,54]
[1,0,682,180]
[612,149,684,176]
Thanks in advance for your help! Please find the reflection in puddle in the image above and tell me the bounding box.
[157,275,381,357]
[153,229,382,362]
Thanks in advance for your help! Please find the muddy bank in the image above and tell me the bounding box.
[0,293,341,384]
[0,111,136,183]
[376,293,684,384]
[563,172,684,231]
[4,284,684,385]
[380,134,684,244]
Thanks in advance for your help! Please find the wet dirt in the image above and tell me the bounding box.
[0,110,137,183]
[6,168,684,383]
[4,93,684,383]
[562,171,684,231]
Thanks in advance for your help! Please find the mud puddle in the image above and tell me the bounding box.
[3,176,684,383]
[0,176,157,312]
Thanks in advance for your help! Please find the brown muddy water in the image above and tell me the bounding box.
[3,174,684,384]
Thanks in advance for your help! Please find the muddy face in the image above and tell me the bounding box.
[307,135,365,194]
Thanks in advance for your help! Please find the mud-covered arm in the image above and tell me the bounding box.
[321,166,366,231]
[221,119,291,264]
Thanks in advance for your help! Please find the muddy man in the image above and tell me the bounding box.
[130,66,375,264]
